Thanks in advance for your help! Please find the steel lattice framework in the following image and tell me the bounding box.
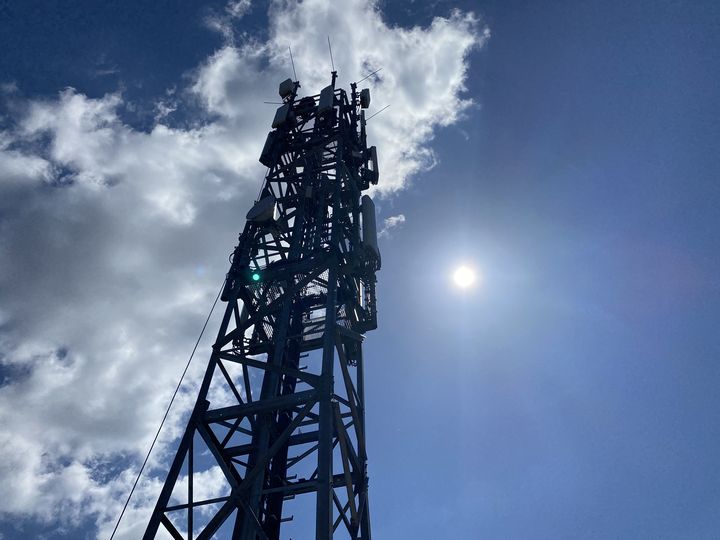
[144,73,380,540]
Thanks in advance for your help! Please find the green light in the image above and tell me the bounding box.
[252,272,261,282]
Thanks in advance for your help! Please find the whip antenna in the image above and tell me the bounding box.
[327,35,335,72]
[288,46,298,81]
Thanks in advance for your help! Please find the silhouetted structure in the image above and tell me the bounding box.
[144,71,380,540]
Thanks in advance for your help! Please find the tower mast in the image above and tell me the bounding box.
[144,74,380,540]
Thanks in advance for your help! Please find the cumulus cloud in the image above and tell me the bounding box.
[0,1,485,537]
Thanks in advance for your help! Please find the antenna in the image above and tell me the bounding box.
[143,74,381,540]
[366,104,390,121]
[327,35,335,72]
[288,46,298,81]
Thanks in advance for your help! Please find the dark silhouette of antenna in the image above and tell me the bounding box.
[143,71,381,540]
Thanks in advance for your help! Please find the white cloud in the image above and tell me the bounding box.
[204,0,253,43]
[379,213,407,238]
[0,145,53,184]
[0,1,485,537]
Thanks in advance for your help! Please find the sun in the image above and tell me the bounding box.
[452,265,477,288]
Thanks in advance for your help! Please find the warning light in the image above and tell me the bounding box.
[252,272,261,282]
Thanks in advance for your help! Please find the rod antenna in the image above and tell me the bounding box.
[288,46,298,81]
[327,36,335,72]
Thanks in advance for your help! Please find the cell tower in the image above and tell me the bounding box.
[144,72,380,540]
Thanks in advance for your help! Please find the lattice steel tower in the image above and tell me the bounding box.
[144,72,380,540]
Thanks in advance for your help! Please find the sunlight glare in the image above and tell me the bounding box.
[453,265,477,288]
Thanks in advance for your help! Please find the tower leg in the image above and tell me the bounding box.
[316,266,338,540]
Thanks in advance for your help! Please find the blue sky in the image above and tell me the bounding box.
[0,1,719,539]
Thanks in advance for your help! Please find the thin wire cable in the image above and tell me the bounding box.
[108,278,226,540]
[366,104,391,121]
[357,67,382,84]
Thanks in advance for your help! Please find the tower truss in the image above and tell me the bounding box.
[144,73,381,540]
